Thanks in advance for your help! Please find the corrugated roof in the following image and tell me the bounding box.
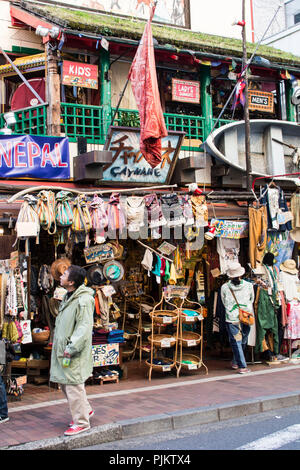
[10,1,300,68]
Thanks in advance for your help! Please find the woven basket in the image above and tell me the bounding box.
[179,331,201,347]
[32,330,50,343]
[124,326,138,339]
[145,358,175,370]
[149,310,178,324]
[177,353,200,369]
[180,309,202,323]
[147,334,177,348]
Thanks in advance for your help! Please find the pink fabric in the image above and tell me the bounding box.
[284,300,300,340]
[128,5,168,168]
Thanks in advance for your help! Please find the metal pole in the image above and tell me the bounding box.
[242,0,252,191]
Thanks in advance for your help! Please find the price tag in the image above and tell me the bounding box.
[143,327,151,332]
[162,365,171,371]
[198,314,204,321]
[184,316,194,322]
[128,313,135,319]
[123,332,130,340]
[187,340,197,347]
[161,339,171,348]
[163,316,172,324]
[188,363,197,370]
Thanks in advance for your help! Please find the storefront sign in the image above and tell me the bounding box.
[62,60,98,89]
[92,343,119,367]
[210,219,249,239]
[83,243,115,264]
[248,90,274,113]
[172,79,200,104]
[0,134,70,179]
[103,126,184,185]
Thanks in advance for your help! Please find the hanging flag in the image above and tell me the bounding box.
[128,3,168,168]
[231,78,246,110]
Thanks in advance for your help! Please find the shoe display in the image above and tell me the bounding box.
[64,424,90,436]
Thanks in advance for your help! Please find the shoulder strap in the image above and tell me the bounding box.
[229,287,240,308]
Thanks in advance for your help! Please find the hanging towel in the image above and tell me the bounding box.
[168,263,178,285]
[141,249,153,277]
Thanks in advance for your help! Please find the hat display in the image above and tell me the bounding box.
[226,262,245,278]
[87,264,105,286]
[103,260,124,282]
[50,258,71,281]
[280,259,298,275]
[290,229,300,243]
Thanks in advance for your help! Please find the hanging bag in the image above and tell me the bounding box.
[55,191,73,227]
[229,288,255,326]
[89,194,108,243]
[16,195,40,240]
[72,194,92,245]
[36,190,57,235]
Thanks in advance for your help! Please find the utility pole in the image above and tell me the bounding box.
[242,0,252,191]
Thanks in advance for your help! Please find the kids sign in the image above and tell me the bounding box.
[62,60,98,89]
[0,134,70,179]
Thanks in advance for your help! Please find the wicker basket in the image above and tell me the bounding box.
[32,330,50,343]
[145,358,175,370]
[179,331,201,347]
[177,353,200,369]
[147,334,177,348]
[180,309,202,323]
[123,326,138,339]
[149,310,178,324]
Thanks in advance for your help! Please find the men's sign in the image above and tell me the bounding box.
[248,90,274,113]
[62,60,98,89]
[103,126,184,185]
[0,134,70,179]
[172,79,200,104]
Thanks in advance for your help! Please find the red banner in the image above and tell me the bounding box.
[62,60,98,89]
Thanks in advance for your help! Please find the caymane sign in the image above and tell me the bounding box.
[103,126,185,186]
[0,134,70,179]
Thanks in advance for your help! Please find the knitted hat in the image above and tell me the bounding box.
[50,258,71,281]
[280,259,298,275]
[87,264,105,286]
[152,254,162,284]
[164,260,170,282]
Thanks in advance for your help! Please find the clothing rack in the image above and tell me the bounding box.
[136,240,173,263]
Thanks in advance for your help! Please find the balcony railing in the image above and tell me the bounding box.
[0,104,232,148]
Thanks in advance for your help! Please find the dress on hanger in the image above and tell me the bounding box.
[284,300,300,340]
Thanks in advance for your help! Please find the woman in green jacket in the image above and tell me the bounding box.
[50,265,95,436]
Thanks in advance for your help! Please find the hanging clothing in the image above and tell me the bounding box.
[160,193,185,227]
[248,205,267,268]
[255,287,279,355]
[144,194,166,228]
[190,195,208,227]
[279,270,300,303]
[89,194,108,243]
[259,184,292,232]
[106,193,126,232]
[125,196,145,232]
[284,300,300,340]
[290,192,300,229]
[179,195,194,226]
[217,238,240,274]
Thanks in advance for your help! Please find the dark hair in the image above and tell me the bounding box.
[66,265,87,289]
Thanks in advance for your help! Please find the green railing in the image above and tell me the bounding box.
[112,108,206,143]
[0,104,47,135]
[212,118,235,129]
[60,102,105,144]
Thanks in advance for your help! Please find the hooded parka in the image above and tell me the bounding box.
[50,284,95,385]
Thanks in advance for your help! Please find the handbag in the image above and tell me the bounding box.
[229,288,255,326]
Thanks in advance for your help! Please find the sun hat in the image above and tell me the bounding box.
[226,261,245,279]
[87,264,105,286]
[280,259,298,275]
[290,228,300,243]
[50,258,71,281]
[103,260,124,282]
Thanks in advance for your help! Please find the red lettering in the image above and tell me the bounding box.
[27,142,40,167]
[14,142,27,167]
[55,143,68,167]
[41,143,56,167]
[0,142,12,167]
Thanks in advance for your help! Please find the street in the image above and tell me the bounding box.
[79,404,300,451]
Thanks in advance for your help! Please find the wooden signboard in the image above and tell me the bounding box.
[62,60,98,89]
[83,243,115,264]
[248,90,274,113]
[172,78,200,104]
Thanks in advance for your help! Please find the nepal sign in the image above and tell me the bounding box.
[102,126,185,185]
[0,134,70,179]
[62,60,98,89]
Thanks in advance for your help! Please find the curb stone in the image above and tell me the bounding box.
[2,391,300,450]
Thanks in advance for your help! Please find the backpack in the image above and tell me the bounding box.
[55,191,73,227]
[36,190,57,235]
[15,195,40,241]
[72,194,92,245]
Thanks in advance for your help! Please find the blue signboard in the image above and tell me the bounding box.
[103,127,185,185]
[0,134,70,179]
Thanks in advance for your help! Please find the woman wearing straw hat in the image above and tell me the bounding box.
[221,262,255,374]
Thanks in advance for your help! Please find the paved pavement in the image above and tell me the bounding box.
[2,358,300,450]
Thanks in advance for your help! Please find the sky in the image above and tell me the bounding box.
[190,0,253,41]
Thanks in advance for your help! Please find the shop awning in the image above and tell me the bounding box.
[0,53,45,75]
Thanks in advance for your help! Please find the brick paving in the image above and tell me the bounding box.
[2,359,300,448]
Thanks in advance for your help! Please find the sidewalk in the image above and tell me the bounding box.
[2,358,300,450]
